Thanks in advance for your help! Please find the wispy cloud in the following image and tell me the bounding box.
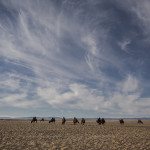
[118,39,131,52]
[0,0,150,117]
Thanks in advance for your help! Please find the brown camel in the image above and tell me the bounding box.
[62,117,66,125]
[40,118,44,121]
[73,117,79,125]
[96,118,105,125]
[49,117,55,123]
[31,117,37,123]
[81,118,85,125]
[137,120,143,124]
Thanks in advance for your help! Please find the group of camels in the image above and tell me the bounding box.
[31,117,144,125]
[119,119,143,124]
[31,117,85,125]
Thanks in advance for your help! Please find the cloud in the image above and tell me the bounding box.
[132,0,150,35]
[0,93,29,108]
[37,83,106,111]
[122,75,139,93]
[0,78,20,92]
[0,0,150,117]
[118,39,131,52]
[36,74,149,117]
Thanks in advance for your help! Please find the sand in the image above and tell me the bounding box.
[0,120,150,150]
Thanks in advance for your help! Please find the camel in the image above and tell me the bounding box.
[73,117,79,125]
[31,117,37,123]
[101,118,105,125]
[137,120,143,124]
[81,118,85,125]
[40,118,44,121]
[62,117,66,125]
[119,119,124,125]
[96,118,101,125]
[49,117,55,123]
[96,118,105,125]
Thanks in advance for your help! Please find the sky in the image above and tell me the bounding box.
[0,0,150,118]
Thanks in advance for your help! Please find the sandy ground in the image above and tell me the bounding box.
[0,120,150,150]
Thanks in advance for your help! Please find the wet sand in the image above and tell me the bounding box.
[0,120,150,150]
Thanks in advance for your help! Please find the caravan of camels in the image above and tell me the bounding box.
[31,117,144,125]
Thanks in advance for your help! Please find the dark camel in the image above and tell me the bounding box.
[73,117,79,125]
[31,117,37,123]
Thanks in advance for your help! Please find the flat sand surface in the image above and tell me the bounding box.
[0,120,150,150]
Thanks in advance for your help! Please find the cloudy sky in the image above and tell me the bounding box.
[0,0,150,118]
